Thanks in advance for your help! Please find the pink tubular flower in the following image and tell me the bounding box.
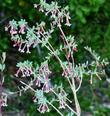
[26,44,31,53]
[58,88,67,109]
[42,81,51,93]
[19,25,26,34]
[35,79,41,87]
[32,96,37,103]
[59,99,66,109]
[65,13,71,27]
[38,103,49,113]
[17,41,31,54]
[18,19,27,34]
[5,20,18,36]
[15,61,33,77]
[13,40,21,47]
[10,27,17,36]
[39,62,51,76]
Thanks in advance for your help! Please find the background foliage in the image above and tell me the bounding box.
[0,0,110,115]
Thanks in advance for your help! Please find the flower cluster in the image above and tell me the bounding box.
[5,19,33,53]
[34,0,71,27]
[34,61,52,93]
[15,60,52,92]
[5,18,53,53]
[5,19,27,36]
[33,90,49,113]
[15,61,33,77]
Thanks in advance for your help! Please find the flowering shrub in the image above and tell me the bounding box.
[3,0,109,116]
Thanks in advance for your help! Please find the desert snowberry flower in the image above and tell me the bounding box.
[10,35,21,47]
[38,96,49,113]
[35,78,42,87]
[18,19,27,34]
[67,52,71,59]
[42,78,52,93]
[19,26,26,34]
[59,98,67,109]
[10,28,17,36]
[59,99,66,109]
[38,103,49,113]
[7,20,18,36]
[18,40,26,53]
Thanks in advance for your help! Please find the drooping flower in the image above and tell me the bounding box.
[34,90,49,113]
[58,87,67,109]
[59,99,66,109]
[18,19,27,34]
[35,78,42,87]
[7,20,18,36]
[19,25,26,34]
[38,103,49,113]
[38,96,49,113]
[38,62,52,92]
[39,61,51,77]
[10,27,17,36]
[42,79,52,93]
[65,13,71,27]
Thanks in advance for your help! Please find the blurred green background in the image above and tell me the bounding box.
[0,0,110,115]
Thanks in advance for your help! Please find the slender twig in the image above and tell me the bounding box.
[66,103,77,115]
[47,101,63,116]
[72,77,81,116]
